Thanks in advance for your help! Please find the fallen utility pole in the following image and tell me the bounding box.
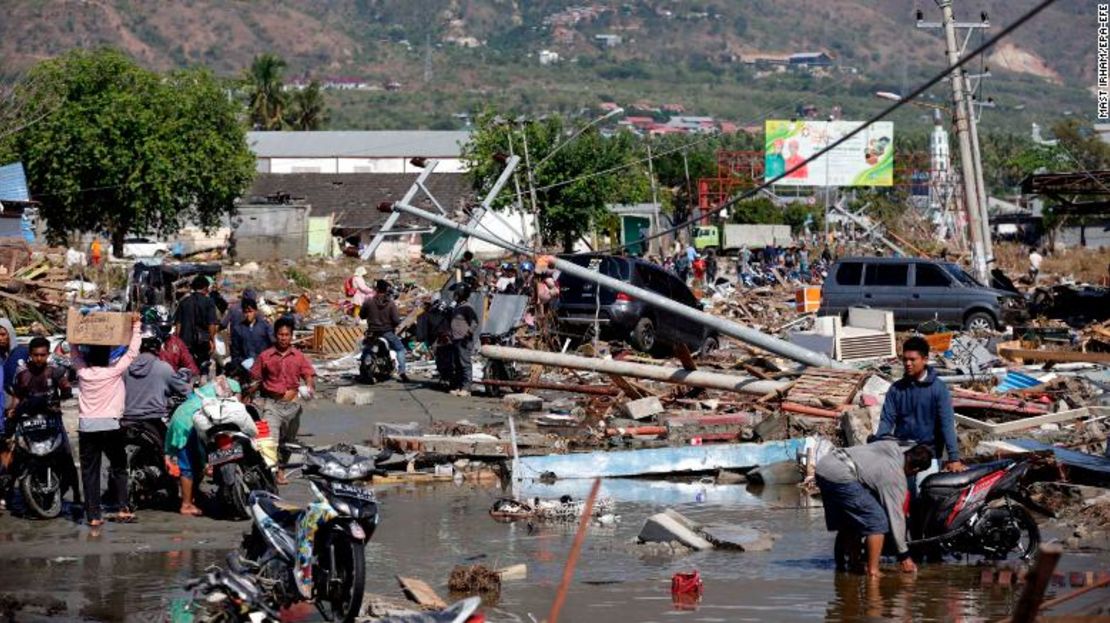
[481,345,791,395]
[387,200,846,369]
[481,378,620,396]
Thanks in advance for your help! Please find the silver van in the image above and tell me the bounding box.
[819,257,1028,330]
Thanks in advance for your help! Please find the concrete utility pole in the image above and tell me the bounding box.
[965,78,993,263]
[919,2,991,282]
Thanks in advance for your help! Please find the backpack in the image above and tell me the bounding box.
[344,276,357,297]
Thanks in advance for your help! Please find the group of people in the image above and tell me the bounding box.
[0,273,317,525]
[814,336,964,578]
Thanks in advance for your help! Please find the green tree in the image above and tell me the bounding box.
[463,111,649,251]
[246,53,288,130]
[2,49,255,256]
[286,80,328,130]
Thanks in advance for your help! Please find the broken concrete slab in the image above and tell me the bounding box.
[701,525,776,552]
[638,511,713,551]
[503,393,544,412]
[841,406,879,447]
[746,459,802,485]
[335,386,375,406]
[619,396,665,421]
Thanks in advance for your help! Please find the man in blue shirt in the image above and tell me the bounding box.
[229,299,272,373]
[876,336,966,478]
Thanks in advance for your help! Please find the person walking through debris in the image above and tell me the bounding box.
[175,275,219,380]
[875,337,965,492]
[346,267,374,317]
[360,280,410,383]
[74,314,142,527]
[449,285,479,397]
[705,250,719,285]
[249,316,315,485]
[230,299,272,378]
[1028,247,1044,284]
[5,337,82,513]
[816,440,933,578]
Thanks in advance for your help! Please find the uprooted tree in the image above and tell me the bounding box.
[0,48,256,257]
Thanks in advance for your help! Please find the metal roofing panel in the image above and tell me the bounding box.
[0,163,29,201]
[246,131,471,158]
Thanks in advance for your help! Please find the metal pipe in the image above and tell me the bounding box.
[389,200,845,369]
[480,345,791,395]
[481,378,620,396]
[362,160,439,259]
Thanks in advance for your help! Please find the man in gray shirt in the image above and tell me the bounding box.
[815,440,934,577]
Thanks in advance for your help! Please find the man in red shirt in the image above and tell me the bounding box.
[160,331,200,380]
[250,316,315,484]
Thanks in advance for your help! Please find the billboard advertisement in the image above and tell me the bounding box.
[764,120,894,187]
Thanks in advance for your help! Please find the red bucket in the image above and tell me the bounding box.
[671,570,703,596]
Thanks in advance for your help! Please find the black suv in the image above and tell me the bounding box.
[555,254,715,354]
[819,257,1028,330]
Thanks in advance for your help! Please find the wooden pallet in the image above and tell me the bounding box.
[786,367,869,408]
[312,325,364,354]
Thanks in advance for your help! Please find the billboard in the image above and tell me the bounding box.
[764,120,894,187]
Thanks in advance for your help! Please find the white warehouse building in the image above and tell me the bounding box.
[247,131,471,174]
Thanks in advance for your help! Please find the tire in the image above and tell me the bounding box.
[979,504,1040,561]
[319,533,365,623]
[964,311,996,332]
[20,468,62,519]
[629,317,656,353]
[220,463,250,520]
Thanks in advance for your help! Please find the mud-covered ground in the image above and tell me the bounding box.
[0,381,1107,622]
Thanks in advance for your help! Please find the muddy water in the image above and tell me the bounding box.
[0,480,1102,622]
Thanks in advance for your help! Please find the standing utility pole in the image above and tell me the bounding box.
[918,1,991,282]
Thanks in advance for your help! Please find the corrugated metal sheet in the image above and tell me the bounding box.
[995,371,1045,393]
[0,163,30,201]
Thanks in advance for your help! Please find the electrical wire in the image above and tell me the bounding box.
[585,0,1060,256]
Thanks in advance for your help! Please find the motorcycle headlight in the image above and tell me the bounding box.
[30,438,60,455]
[320,462,349,480]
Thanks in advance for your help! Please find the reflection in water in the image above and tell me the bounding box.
[825,566,1020,622]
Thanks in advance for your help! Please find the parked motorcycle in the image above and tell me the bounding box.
[7,408,73,519]
[236,444,384,622]
[479,332,518,398]
[184,564,281,623]
[199,401,277,519]
[910,456,1041,561]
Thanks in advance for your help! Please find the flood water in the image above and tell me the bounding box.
[0,479,1103,622]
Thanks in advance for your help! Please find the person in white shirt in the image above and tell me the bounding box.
[1028,248,1044,283]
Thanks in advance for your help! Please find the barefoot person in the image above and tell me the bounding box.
[164,377,241,516]
[815,441,933,578]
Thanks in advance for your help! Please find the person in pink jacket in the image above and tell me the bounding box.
[73,314,141,526]
[349,266,374,316]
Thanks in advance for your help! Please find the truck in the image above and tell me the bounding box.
[692,224,793,254]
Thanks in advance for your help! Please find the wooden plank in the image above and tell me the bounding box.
[674,343,697,371]
[607,374,645,400]
[999,342,1110,365]
[396,576,447,609]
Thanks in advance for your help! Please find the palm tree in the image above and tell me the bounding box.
[246,53,287,130]
[287,80,328,131]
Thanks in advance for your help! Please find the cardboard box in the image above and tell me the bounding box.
[66,308,133,346]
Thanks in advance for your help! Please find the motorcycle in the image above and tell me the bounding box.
[236,444,384,623]
[199,401,277,519]
[358,332,395,385]
[910,456,1041,561]
[184,564,281,623]
[7,408,73,519]
[479,332,518,398]
[118,419,178,509]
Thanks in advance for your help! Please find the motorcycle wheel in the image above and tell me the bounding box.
[358,362,376,385]
[319,534,365,623]
[20,467,62,519]
[981,504,1040,561]
[219,463,250,520]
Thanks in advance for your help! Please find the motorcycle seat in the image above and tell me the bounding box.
[920,462,1004,490]
[249,491,301,528]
